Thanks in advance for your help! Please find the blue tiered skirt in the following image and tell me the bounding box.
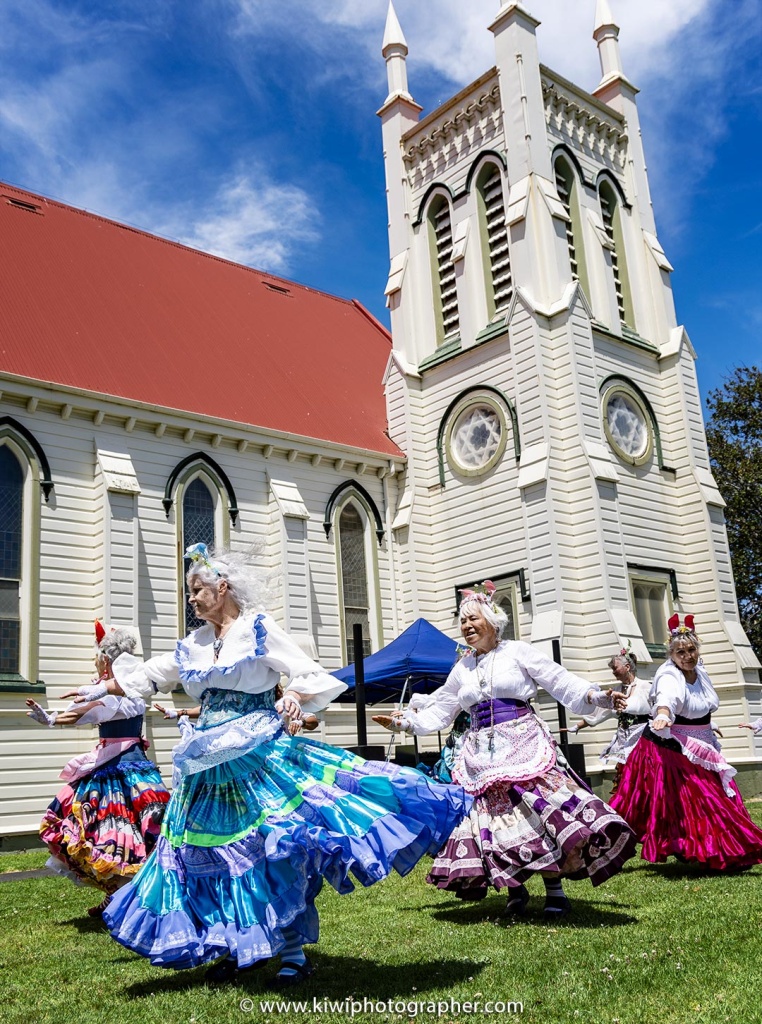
[104,688,471,969]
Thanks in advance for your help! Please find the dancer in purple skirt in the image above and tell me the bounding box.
[375,582,636,919]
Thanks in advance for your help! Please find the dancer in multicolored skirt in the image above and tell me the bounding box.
[74,546,470,984]
[375,582,637,919]
[611,615,762,871]
[26,623,169,916]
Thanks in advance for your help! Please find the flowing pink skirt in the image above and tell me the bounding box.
[611,730,762,870]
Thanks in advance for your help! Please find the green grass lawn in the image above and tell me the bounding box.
[1,829,761,1024]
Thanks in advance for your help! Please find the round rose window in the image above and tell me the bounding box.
[603,388,652,465]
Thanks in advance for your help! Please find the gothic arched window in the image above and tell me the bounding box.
[476,163,513,319]
[427,195,460,344]
[599,179,634,328]
[338,503,371,660]
[181,476,218,633]
[0,445,24,674]
[554,156,590,300]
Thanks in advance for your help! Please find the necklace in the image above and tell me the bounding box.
[475,644,499,753]
[212,636,224,660]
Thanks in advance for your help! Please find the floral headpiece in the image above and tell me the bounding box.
[459,580,498,612]
[185,542,222,577]
[667,613,700,644]
[617,639,636,667]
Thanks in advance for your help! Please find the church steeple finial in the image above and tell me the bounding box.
[382,2,412,102]
[593,0,624,85]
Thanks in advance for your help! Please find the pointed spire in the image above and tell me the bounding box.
[594,0,618,33]
[593,0,624,84]
[382,1,407,55]
[381,1,413,104]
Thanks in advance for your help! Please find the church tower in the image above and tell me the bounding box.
[379,2,762,784]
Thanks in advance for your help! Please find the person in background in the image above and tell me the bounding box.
[565,648,652,795]
[611,615,762,870]
[27,622,169,917]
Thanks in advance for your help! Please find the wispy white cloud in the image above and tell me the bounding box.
[0,0,322,273]
[160,170,320,273]
[229,0,713,95]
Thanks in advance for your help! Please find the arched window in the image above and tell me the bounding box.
[476,164,512,319]
[329,491,384,663]
[181,476,218,633]
[0,446,23,673]
[0,419,48,684]
[599,179,634,328]
[427,195,460,343]
[554,156,589,300]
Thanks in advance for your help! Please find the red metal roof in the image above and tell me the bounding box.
[0,182,400,456]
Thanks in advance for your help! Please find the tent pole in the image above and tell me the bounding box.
[353,624,368,747]
[386,674,411,762]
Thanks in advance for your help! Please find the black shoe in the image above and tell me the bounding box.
[543,894,572,920]
[454,885,488,901]
[206,957,238,983]
[273,956,315,988]
[206,956,269,983]
[505,884,529,916]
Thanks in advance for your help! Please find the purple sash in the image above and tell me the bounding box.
[470,698,532,731]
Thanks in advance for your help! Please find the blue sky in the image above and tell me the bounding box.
[0,0,760,406]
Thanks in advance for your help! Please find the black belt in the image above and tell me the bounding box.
[99,715,144,739]
[674,712,711,725]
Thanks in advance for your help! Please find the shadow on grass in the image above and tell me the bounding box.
[121,956,484,1000]
[415,896,637,928]
[629,861,761,881]
[59,915,108,934]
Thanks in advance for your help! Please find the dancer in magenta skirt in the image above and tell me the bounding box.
[611,615,762,870]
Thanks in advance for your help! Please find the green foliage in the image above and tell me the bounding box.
[706,366,762,657]
[2,832,762,1024]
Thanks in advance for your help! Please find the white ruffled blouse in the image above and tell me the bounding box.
[111,612,347,714]
[580,678,652,728]
[75,693,145,726]
[649,661,719,720]
[402,640,598,736]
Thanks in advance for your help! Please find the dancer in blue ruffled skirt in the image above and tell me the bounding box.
[75,546,470,984]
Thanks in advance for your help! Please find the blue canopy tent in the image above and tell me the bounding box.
[332,617,460,705]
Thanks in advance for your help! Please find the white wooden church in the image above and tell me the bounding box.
[1,1,760,840]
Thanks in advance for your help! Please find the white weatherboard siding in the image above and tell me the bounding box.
[379,3,761,786]
[0,385,404,836]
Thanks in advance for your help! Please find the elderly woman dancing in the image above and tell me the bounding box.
[26,623,169,916]
[566,648,652,795]
[81,545,469,984]
[611,615,762,870]
[375,583,637,919]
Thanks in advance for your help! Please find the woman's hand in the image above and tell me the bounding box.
[57,701,100,726]
[652,707,672,731]
[277,691,303,723]
[25,699,57,727]
[372,712,406,733]
[560,722,586,735]
[61,679,124,701]
[586,688,623,710]
[154,702,180,720]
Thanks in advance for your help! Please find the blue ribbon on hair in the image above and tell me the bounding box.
[185,542,221,577]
